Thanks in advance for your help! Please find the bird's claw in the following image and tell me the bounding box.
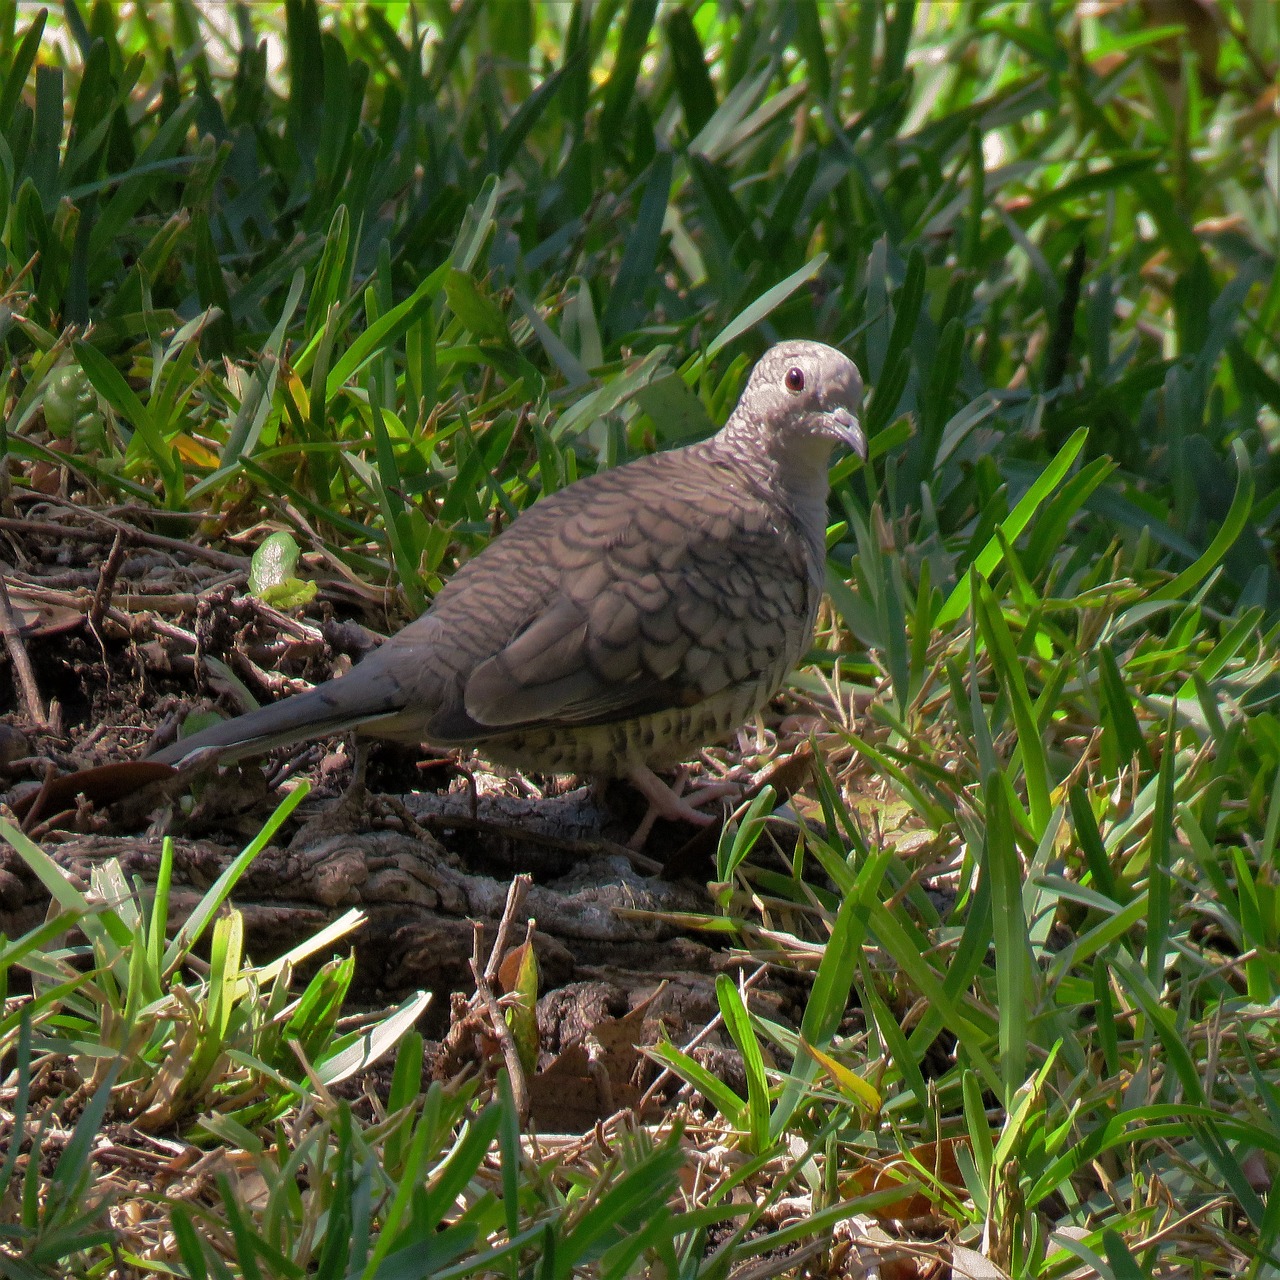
[624,764,742,849]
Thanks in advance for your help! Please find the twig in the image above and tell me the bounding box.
[0,504,247,571]
[89,529,127,634]
[104,606,199,649]
[470,952,531,1123]
[417,756,481,821]
[485,873,532,984]
[0,574,51,729]
[469,873,534,1120]
[20,759,59,833]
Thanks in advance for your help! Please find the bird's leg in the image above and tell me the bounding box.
[627,763,719,822]
[350,738,370,788]
[624,763,742,849]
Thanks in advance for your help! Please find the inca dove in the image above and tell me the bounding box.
[151,341,866,826]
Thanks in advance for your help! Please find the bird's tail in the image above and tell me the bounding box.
[148,670,406,766]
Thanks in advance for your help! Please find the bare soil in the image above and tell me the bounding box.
[0,494,832,1108]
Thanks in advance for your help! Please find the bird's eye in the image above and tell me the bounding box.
[785,367,805,393]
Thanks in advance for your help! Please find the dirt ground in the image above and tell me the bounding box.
[0,493,852,1120]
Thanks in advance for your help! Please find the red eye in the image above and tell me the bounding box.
[785,366,805,393]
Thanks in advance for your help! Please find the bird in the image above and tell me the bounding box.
[150,340,866,834]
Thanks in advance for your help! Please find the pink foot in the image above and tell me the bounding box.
[624,765,742,849]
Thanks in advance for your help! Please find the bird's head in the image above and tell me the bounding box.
[723,341,867,473]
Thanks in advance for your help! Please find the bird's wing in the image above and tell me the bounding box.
[454,466,814,733]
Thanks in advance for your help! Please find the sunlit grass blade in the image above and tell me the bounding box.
[936,428,1088,628]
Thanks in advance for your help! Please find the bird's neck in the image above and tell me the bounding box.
[776,437,836,503]
[722,424,833,503]
[708,427,834,568]
[776,441,836,572]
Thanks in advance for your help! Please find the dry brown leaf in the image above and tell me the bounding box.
[842,1136,972,1222]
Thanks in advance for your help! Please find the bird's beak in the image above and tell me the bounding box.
[828,406,868,462]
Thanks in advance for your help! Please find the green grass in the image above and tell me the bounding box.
[1,0,1279,1275]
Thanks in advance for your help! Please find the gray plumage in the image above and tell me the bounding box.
[151,341,865,811]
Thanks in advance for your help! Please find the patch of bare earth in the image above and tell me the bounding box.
[0,494,820,1067]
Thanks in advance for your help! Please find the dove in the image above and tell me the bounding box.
[150,341,866,831]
